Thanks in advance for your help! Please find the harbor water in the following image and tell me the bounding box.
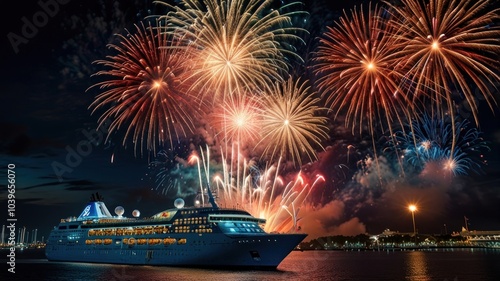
[2,248,500,280]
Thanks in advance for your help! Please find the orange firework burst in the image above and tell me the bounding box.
[385,0,500,152]
[257,78,329,167]
[312,3,415,137]
[385,0,500,123]
[209,94,262,148]
[87,21,203,154]
[156,0,307,102]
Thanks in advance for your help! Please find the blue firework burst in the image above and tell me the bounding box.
[388,114,490,176]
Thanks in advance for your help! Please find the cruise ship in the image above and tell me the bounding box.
[45,192,306,268]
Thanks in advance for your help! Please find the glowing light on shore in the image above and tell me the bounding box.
[408,204,417,212]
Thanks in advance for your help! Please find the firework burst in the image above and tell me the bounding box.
[313,3,415,137]
[385,0,500,147]
[257,77,329,167]
[387,114,490,176]
[208,93,262,149]
[155,0,307,101]
[87,20,203,154]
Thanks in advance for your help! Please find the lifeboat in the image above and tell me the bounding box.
[177,238,187,245]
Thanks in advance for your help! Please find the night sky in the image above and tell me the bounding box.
[1,0,499,242]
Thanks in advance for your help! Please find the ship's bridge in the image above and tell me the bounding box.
[208,214,266,224]
[208,214,267,235]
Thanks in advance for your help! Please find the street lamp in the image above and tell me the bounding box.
[408,204,417,245]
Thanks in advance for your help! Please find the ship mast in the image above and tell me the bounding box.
[206,183,219,209]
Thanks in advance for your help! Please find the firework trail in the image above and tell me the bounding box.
[189,146,324,233]
[385,0,500,152]
[257,77,330,167]
[313,2,415,138]
[145,148,199,198]
[87,20,204,154]
[155,0,307,102]
[386,114,490,176]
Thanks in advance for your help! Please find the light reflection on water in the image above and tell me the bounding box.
[405,251,430,281]
[3,248,500,281]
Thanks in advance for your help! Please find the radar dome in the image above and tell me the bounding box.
[174,198,185,209]
[114,206,124,217]
[132,209,140,217]
[194,200,201,207]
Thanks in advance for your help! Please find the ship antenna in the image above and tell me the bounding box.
[206,183,218,209]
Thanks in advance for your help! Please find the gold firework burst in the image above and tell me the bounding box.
[257,78,329,166]
[156,0,307,102]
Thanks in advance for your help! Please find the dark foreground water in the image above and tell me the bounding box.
[2,248,500,280]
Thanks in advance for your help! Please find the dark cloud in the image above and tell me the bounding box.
[0,123,31,155]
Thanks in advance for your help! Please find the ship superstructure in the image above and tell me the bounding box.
[45,192,306,268]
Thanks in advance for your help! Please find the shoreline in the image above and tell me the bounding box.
[297,245,500,251]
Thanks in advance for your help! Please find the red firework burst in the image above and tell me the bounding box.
[313,3,415,137]
[87,20,203,154]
